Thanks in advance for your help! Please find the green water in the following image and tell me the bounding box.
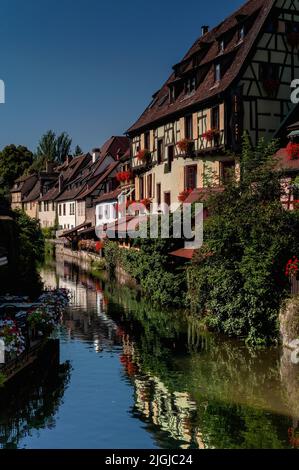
[0,256,298,449]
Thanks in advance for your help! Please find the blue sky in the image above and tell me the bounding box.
[0,0,243,153]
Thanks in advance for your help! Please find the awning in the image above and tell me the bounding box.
[169,248,195,259]
[288,130,299,138]
[59,221,92,238]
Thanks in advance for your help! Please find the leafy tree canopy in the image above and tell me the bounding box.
[0,145,33,197]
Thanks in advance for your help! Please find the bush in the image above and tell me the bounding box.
[187,134,299,345]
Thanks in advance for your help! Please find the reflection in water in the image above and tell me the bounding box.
[0,341,71,449]
[1,255,299,449]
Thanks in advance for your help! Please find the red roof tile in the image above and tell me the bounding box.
[127,0,274,134]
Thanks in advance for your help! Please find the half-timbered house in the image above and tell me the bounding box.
[127,0,299,208]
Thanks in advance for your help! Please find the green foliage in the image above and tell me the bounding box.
[0,372,6,387]
[104,234,186,308]
[187,135,299,345]
[14,210,45,296]
[74,145,83,156]
[32,130,72,171]
[0,145,33,197]
[42,226,56,240]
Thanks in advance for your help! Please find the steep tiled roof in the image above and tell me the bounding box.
[127,0,274,134]
[94,187,122,204]
[275,148,299,173]
[77,162,119,200]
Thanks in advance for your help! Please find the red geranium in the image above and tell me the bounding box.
[136,149,151,161]
[177,138,193,153]
[286,142,299,160]
[95,241,104,252]
[178,189,193,202]
[116,171,133,182]
[285,256,299,277]
[202,129,220,142]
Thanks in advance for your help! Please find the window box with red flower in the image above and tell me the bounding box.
[136,149,151,162]
[202,129,220,145]
[177,139,194,155]
[178,189,193,202]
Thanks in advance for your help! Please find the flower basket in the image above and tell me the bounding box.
[178,189,193,202]
[285,256,299,278]
[202,129,220,144]
[28,308,56,337]
[286,142,299,160]
[287,32,299,47]
[116,171,133,182]
[136,149,151,162]
[0,319,26,358]
[177,139,193,154]
[262,79,280,95]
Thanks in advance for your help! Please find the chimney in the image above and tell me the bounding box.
[201,25,209,36]
[58,174,64,193]
[92,148,101,163]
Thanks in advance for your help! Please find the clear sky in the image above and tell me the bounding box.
[0,0,244,153]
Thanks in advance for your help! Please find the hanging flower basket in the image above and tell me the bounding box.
[285,256,299,277]
[287,32,299,47]
[202,129,220,143]
[116,171,133,182]
[178,189,193,202]
[286,141,299,160]
[262,79,280,95]
[136,149,151,162]
[177,139,194,154]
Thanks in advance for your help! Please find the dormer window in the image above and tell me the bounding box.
[185,76,196,95]
[238,25,245,42]
[215,63,221,82]
[219,39,225,53]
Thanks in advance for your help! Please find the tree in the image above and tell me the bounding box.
[56,132,72,163]
[36,130,57,164]
[187,135,299,345]
[74,145,83,156]
[0,145,33,197]
[32,130,73,171]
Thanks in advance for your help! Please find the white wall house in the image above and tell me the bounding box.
[39,201,57,228]
[57,200,77,230]
[95,201,117,228]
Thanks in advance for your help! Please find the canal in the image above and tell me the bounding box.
[0,254,299,449]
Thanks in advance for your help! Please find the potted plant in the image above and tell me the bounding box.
[0,319,26,358]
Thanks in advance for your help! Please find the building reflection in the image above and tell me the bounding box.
[0,342,71,449]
